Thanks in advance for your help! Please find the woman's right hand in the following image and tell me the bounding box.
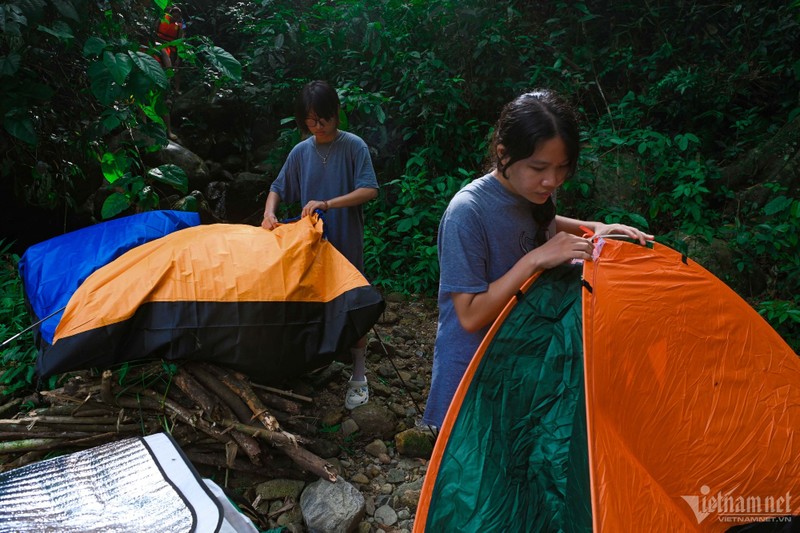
[527,232,594,270]
[261,212,279,230]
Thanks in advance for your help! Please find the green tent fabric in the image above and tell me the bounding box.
[424,265,592,532]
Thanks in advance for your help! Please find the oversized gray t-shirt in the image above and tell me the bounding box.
[270,131,378,272]
[423,173,551,427]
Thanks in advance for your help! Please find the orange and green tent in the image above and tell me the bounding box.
[37,215,384,384]
[415,238,799,532]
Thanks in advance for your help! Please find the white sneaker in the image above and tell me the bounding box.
[345,377,369,410]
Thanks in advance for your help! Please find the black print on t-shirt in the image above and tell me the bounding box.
[519,232,536,253]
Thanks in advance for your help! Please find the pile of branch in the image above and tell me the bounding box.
[0,361,336,482]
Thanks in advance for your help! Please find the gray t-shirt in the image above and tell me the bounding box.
[423,173,547,427]
[270,131,378,272]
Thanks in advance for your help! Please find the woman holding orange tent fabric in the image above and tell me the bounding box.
[262,80,379,411]
[422,89,653,429]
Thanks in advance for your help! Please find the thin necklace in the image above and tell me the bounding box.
[313,132,341,165]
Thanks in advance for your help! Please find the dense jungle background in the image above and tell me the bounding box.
[1,0,800,394]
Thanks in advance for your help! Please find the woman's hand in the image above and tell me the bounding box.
[591,223,653,245]
[261,212,279,230]
[529,232,595,269]
[301,200,328,218]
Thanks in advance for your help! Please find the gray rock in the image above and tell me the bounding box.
[365,439,388,458]
[386,468,406,484]
[394,428,434,458]
[300,479,365,533]
[364,495,376,516]
[350,404,397,439]
[393,476,424,511]
[276,505,303,527]
[307,437,340,459]
[370,379,392,397]
[255,478,306,501]
[350,472,369,485]
[341,418,360,436]
[154,141,211,190]
[374,505,398,527]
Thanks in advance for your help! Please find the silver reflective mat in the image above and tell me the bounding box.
[0,433,223,533]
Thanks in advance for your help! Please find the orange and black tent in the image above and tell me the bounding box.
[37,215,385,384]
[415,238,799,532]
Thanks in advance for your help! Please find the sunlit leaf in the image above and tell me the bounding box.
[100,152,128,184]
[148,164,188,193]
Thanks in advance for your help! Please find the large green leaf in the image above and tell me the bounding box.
[3,113,36,145]
[101,192,131,219]
[83,36,107,57]
[148,164,188,193]
[764,196,794,216]
[100,151,129,184]
[37,21,74,41]
[103,51,133,85]
[129,51,168,88]
[0,54,20,77]
[204,46,242,81]
[51,0,79,21]
[88,61,121,105]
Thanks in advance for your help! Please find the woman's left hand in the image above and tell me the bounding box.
[592,223,654,245]
[301,200,328,218]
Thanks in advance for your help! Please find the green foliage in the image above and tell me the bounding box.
[0,241,43,397]
[2,0,799,352]
[364,149,471,295]
[1,0,240,218]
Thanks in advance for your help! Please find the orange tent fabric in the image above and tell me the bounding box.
[39,215,384,383]
[416,239,799,531]
[584,239,800,531]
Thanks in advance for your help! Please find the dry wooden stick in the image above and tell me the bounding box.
[184,451,299,480]
[184,363,253,423]
[254,390,303,416]
[135,389,243,468]
[0,432,122,454]
[173,369,263,465]
[0,450,46,471]
[0,430,100,439]
[101,369,114,404]
[0,398,22,418]
[207,365,279,432]
[250,383,313,404]
[1,416,124,426]
[30,405,116,418]
[40,384,101,402]
[221,419,336,483]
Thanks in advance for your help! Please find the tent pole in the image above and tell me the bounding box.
[371,325,438,439]
[0,306,65,349]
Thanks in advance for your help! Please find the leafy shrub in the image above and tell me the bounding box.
[0,241,43,396]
